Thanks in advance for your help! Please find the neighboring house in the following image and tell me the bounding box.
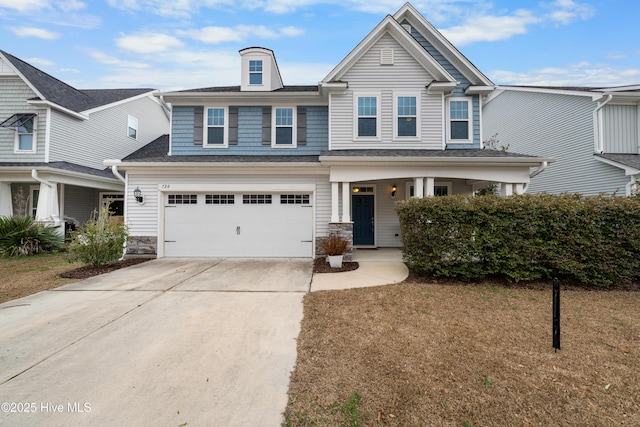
[483,85,640,196]
[107,3,551,259]
[0,50,170,230]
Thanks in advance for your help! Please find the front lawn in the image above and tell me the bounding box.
[284,280,640,426]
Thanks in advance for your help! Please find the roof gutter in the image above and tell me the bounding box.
[594,93,613,153]
[108,161,127,184]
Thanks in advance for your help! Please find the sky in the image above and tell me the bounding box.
[1,0,639,91]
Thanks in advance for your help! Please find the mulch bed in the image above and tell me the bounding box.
[313,257,359,273]
[59,258,152,280]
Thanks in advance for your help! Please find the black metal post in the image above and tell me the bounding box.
[552,277,561,351]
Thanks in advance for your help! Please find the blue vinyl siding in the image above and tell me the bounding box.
[171,105,328,155]
[407,21,481,148]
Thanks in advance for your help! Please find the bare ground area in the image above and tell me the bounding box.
[284,279,640,427]
[0,253,150,304]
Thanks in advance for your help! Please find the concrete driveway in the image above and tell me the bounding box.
[0,258,311,427]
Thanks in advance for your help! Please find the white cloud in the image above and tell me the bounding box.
[0,0,49,12]
[180,25,304,44]
[59,67,80,73]
[85,49,151,69]
[115,33,184,54]
[59,0,86,11]
[490,62,640,87]
[9,26,61,40]
[547,0,594,25]
[441,10,540,45]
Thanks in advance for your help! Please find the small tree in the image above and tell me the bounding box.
[66,207,128,267]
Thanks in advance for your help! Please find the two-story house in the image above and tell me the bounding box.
[0,50,170,230]
[108,2,551,259]
[483,85,640,196]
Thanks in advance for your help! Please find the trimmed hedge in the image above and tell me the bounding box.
[396,194,640,287]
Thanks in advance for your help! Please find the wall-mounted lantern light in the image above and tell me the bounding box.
[133,187,144,204]
[352,187,360,193]
[391,184,397,198]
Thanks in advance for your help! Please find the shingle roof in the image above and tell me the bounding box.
[122,135,320,163]
[1,50,155,113]
[0,161,117,179]
[177,85,319,93]
[320,149,541,158]
[596,153,640,170]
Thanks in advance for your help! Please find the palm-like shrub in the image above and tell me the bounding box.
[0,216,64,257]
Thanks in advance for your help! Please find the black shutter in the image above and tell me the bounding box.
[228,107,238,145]
[297,107,307,146]
[262,107,271,145]
[193,106,203,145]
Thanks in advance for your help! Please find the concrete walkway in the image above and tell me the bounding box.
[310,248,409,292]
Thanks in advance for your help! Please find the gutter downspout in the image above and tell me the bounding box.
[523,161,548,193]
[111,164,126,184]
[594,93,613,153]
[626,175,638,197]
[110,163,128,260]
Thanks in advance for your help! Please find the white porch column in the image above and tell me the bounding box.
[0,182,13,217]
[501,183,514,197]
[514,183,525,195]
[425,177,435,197]
[35,182,60,223]
[341,182,351,222]
[331,182,340,223]
[414,177,424,198]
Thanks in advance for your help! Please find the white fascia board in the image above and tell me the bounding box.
[109,162,329,175]
[321,15,455,84]
[329,164,533,183]
[427,81,458,94]
[82,90,159,115]
[159,91,326,106]
[594,156,640,175]
[393,3,493,86]
[319,155,554,167]
[0,165,122,189]
[495,85,602,100]
[27,99,89,120]
[465,85,496,95]
[156,183,316,192]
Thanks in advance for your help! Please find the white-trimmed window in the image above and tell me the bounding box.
[395,94,419,138]
[168,194,197,205]
[406,182,452,198]
[206,194,234,204]
[355,95,380,139]
[101,193,124,216]
[127,115,138,140]
[205,107,228,147]
[281,194,310,205]
[272,107,296,147]
[447,97,471,142]
[243,194,272,204]
[0,113,37,153]
[30,185,40,217]
[249,60,263,85]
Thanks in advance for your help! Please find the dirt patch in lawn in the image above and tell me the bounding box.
[284,279,640,426]
[0,254,151,304]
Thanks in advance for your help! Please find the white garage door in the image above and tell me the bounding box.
[163,193,313,257]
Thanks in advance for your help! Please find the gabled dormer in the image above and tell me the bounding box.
[239,47,284,92]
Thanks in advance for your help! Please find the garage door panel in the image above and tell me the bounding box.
[163,193,313,258]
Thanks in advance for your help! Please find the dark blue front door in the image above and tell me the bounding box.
[352,195,374,246]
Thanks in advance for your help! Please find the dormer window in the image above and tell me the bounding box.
[249,60,263,85]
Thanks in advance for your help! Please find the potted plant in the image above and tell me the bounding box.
[321,234,349,268]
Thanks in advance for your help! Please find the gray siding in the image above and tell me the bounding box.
[330,34,443,150]
[0,77,46,162]
[409,24,481,148]
[171,106,328,155]
[49,95,169,170]
[63,185,101,225]
[603,104,638,153]
[483,90,629,196]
